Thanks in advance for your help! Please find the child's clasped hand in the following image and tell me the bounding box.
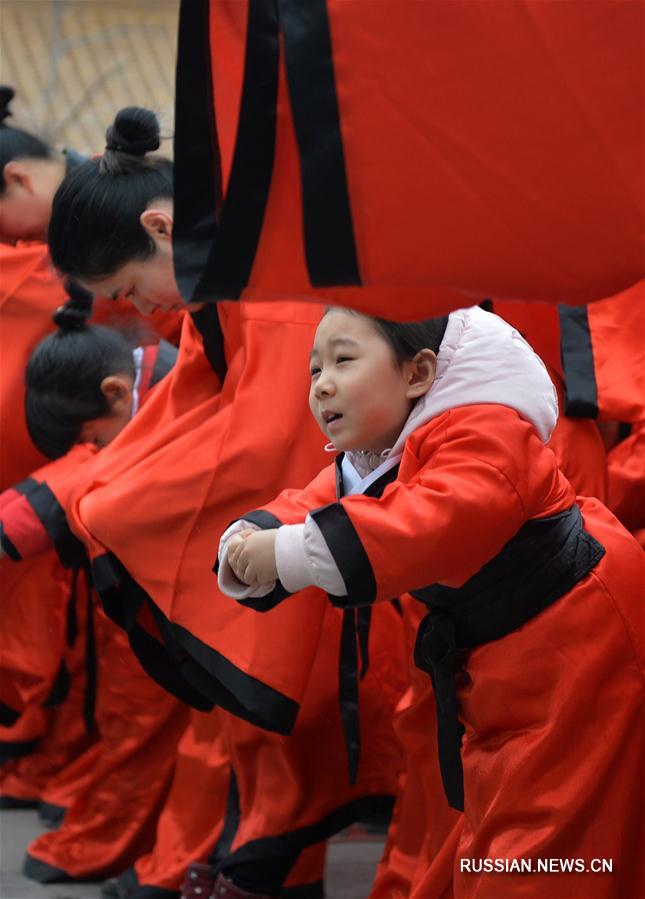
[227,528,279,586]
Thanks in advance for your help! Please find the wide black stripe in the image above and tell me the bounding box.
[173,0,222,304]
[91,552,299,733]
[22,482,85,569]
[280,0,361,286]
[309,503,376,607]
[558,304,599,417]
[217,794,394,872]
[413,505,606,811]
[174,0,280,301]
[0,523,21,561]
[191,305,228,384]
[12,477,38,496]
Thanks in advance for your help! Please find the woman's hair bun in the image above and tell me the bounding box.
[0,85,15,125]
[104,107,160,157]
[53,282,93,331]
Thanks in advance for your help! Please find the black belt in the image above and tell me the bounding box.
[412,505,605,811]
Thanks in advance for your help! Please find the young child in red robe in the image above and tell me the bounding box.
[219,305,644,899]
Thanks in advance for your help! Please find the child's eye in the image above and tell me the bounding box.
[336,356,353,364]
[309,366,321,378]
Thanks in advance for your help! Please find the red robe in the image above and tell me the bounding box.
[173,1,643,314]
[0,241,86,769]
[1,343,188,881]
[63,304,406,890]
[242,404,644,899]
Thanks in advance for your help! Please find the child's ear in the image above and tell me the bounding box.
[3,161,34,194]
[100,374,133,411]
[405,349,437,399]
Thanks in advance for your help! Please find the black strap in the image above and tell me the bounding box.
[173,0,222,303]
[279,0,361,286]
[20,481,85,569]
[174,0,280,301]
[412,505,606,810]
[558,304,599,417]
[82,564,97,736]
[191,304,228,383]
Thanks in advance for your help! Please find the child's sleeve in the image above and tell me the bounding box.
[0,446,96,566]
[311,412,549,607]
[216,463,340,608]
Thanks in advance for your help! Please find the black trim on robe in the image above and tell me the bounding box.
[19,482,85,569]
[174,0,280,301]
[190,305,228,384]
[173,0,222,304]
[214,509,293,612]
[115,866,179,899]
[0,523,20,561]
[330,456,398,786]
[208,767,323,895]
[214,795,394,892]
[558,304,599,417]
[91,552,300,734]
[174,0,361,299]
[312,459,400,609]
[279,0,361,286]
[412,504,606,811]
[310,503,376,605]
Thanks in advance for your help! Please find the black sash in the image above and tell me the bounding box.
[412,504,605,811]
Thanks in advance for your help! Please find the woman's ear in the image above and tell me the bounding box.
[405,349,437,399]
[100,374,133,412]
[3,161,34,194]
[140,207,173,241]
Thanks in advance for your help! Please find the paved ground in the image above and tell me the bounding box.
[0,810,384,899]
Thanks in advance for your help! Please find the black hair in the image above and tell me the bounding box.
[48,106,173,280]
[25,283,135,459]
[325,307,449,362]
[0,86,51,194]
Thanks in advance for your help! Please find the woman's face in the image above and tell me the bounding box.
[79,241,184,315]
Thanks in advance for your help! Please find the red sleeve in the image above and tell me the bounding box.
[308,407,575,605]
[253,463,339,526]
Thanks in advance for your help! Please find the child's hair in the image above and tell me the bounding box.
[0,86,51,193]
[326,307,449,362]
[48,106,173,281]
[25,285,135,459]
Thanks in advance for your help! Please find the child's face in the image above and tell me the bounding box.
[309,310,434,453]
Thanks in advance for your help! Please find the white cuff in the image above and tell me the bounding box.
[273,517,347,596]
[217,520,276,600]
[275,524,312,593]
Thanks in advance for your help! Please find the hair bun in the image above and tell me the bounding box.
[53,283,93,331]
[0,85,15,125]
[105,107,160,157]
